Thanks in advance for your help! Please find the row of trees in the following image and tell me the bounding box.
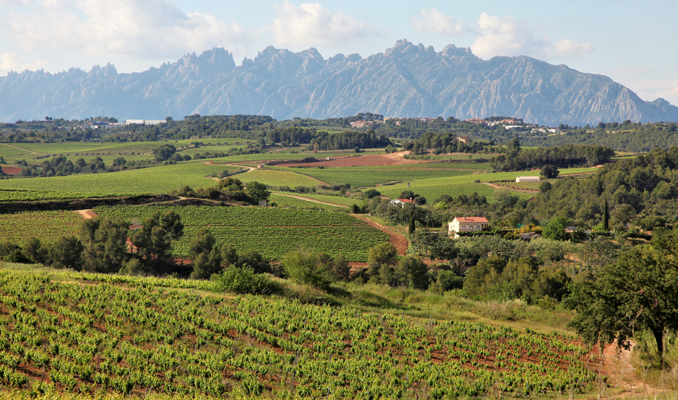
[491,141,615,172]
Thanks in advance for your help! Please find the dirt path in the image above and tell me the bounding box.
[351,214,408,256]
[74,209,98,219]
[589,341,667,398]
[274,193,348,208]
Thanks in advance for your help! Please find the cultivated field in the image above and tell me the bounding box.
[0,268,599,398]
[94,206,388,261]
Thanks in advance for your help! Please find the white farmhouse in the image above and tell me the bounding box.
[448,217,489,238]
[515,176,541,183]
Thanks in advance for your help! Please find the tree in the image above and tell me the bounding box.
[568,228,678,367]
[538,181,552,193]
[602,198,609,231]
[540,164,560,179]
[47,236,84,270]
[542,216,571,241]
[408,215,416,235]
[394,256,429,289]
[152,144,176,162]
[368,243,398,267]
[363,189,381,199]
[79,217,130,273]
[130,211,183,274]
[246,181,270,203]
[331,254,351,281]
[189,228,222,279]
[283,251,333,290]
[23,238,48,264]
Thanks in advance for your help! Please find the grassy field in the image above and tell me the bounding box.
[0,162,232,198]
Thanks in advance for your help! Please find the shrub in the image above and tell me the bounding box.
[283,251,334,290]
[212,266,277,294]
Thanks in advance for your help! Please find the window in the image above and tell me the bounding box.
[476,225,480,230]
[461,225,466,230]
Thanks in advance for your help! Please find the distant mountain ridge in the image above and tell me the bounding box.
[1,39,677,126]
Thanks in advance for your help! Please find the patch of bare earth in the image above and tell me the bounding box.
[274,193,348,208]
[1,166,21,175]
[349,215,408,270]
[74,209,98,219]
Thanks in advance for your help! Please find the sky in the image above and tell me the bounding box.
[0,0,676,105]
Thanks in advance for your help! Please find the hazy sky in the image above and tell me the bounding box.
[1,0,676,104]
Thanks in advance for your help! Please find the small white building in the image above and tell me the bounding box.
[448,217,489,238]
[515,176,541,183]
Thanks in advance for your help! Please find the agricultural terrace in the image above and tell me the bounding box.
[0,210,82,244]
[0,163,235,199]
[0,269,599,398]
[94,206,388,261]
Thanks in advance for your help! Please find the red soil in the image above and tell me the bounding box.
[1,166,21,175]
[278,152,430,168]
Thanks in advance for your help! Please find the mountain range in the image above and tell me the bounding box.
[1,39,677,126]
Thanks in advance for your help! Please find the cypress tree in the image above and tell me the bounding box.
[409,216,416,235]
[603,199,609,231]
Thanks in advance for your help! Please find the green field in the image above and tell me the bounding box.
[237,169,322,187]
[0,162,232,198]
[94,206,387,261]
[270,193,359,210]
[0,268,598,398]
[280,166,478,188]
[0,210,83,244]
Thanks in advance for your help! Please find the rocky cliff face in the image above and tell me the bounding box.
[1,40,676,126]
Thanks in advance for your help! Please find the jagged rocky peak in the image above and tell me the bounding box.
[440,44,475,58]
[383,39,436,58]
[87,63,117,78]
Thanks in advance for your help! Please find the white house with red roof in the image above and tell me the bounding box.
[448,217,489,238]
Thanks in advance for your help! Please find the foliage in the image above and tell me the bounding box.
[212,265,277,294]
[282,251,334,290]
[540,164,560,179]
[542,217,571,241]
[79,217,130,273]
[568,227,678,365]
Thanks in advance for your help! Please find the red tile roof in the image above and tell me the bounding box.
[454,217,488,223]
[397,198,416,203]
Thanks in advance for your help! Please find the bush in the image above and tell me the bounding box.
[212,266,277,294]
[283,251,334,290]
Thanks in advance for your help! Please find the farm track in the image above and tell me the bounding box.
[73,209,98,219]
[273,193,349,208]
[351,214,408,256]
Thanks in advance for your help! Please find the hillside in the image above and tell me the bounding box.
[1,41,677,125]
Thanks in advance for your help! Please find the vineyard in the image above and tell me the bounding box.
[278,166,477,188]
[0,269,600,398]
[491,181,556,191]
[94,206,388,261]
[0,211,82,244]
[0,163,232,198]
